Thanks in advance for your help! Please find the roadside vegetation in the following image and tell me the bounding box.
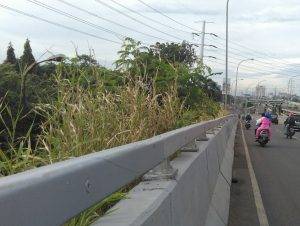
[0,37,223,225]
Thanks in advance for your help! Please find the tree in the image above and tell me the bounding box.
[150,41,197,66]
[20,39,35,68]
[38,62,56,76]
[115,38,177,94]
[19,39,37,108]
[76,54,98,67]
[3,42,17,65]
[0,64,20,109]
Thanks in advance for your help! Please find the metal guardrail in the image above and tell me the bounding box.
[0,115,234,226]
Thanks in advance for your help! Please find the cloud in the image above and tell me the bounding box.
[134,0,221,16]
[140,6,220,16]
[1,0,300,94]
[237,5,300,23]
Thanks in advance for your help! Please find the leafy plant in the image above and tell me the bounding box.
[0,37,224,225]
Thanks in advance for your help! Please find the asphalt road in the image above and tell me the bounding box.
[229,119,300,226]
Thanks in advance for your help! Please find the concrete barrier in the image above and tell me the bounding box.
[93,117,238,226]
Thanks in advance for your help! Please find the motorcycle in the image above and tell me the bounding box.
[285,124,295,139]
[257,129,270,147]
[245,120,251,130]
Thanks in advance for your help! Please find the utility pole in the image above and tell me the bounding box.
[225,0,230,110]
[287,75,298,101]
[200,21,206,62]
[193,20,214,62]
[288,79,290,98]
[290,79,294,100]
[288,79,292,100]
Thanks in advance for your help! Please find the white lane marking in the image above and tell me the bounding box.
[240,122,270,226]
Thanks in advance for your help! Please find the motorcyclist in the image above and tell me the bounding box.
[243,113,252,129]
[245,113,252,122]
[255,113,264,135]
[255,112,272,141]
[284,113,296,135]
[265,109,272,121]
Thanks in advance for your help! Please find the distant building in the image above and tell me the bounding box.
[256,85,266,99]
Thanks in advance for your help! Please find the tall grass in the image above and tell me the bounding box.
[37,75,182,163]
[0,101,46,176]
[0,64,223,225]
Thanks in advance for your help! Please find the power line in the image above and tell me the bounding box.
[4,0,297,81]
[94,0,217,48]
[208,56,294,78]
[1,1,215,51]
[29,0,222,51]
[209,36,293,71]
[56,0,182,43]
[0,3,122,45]
[214,46,300,75]
[206,36,300,75]
[26,0,125,40]
[212,47,300,75]
[94,0,186,42]
[206,54,279,75]
[204,59,274,87]
[31,0,211,48]
[27,0,179,44]
[29,0,206,49]
[205,58,283,79]
[214,35,300,69]
[136,0,199,32]
[108,0,192,35]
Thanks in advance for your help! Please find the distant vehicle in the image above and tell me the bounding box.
[294,114,300,131]
[270,113,278,124]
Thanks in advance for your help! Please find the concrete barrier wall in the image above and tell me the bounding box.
[93,117,238,226]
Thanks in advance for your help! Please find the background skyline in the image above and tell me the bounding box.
[1,0,300,95]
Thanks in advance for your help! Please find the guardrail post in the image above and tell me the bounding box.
[197,130,209,141]
[143,159,178,181]
[207,126,221,135]
[181,140,199,152]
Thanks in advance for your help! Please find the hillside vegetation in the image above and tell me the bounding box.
[0,38,224,225]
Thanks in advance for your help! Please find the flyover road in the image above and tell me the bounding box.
[229,121,300,226]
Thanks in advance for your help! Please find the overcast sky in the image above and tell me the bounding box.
[1,0,300,95]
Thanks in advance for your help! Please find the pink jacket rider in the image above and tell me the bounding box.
[256,116,271,139]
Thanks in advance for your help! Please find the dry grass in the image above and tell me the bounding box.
[0,67,223,225]
[37,77,182,164]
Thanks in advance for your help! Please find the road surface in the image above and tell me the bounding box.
[229,119,300,226]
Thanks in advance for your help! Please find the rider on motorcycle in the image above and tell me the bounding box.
[255,112,272,141]
[265,109,272,121]
[284,113,296,134]
[245,113,252,122]
[244,113,252,129]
